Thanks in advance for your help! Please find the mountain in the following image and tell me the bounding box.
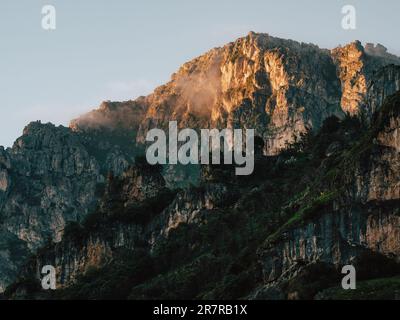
[1,33,400,299]
[72,33,400,153]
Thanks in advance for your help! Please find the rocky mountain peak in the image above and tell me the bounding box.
[72,33,400,155]
[332,40,400,115]
[365,42,400,63]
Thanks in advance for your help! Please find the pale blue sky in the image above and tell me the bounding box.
[0,0,399,147]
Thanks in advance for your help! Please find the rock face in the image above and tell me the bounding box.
[20,164,228,288]
[1,33,400,297]
[113,165,166,204]
[332,42,400,117]
[2,122,101,246]
[258,203,400,293]
[366,65,400,119]
[156,183,229,237]
[256,93,400,299]
[27,223,142,288]
[73,33,400,155]
[132,33,344,154]
[355,94,400,202]
[15,162,167,288]
[332,41,392,115]
[0,121,137,290]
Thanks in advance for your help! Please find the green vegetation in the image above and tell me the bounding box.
[3,277,41,300]
[52,249,155,300]
[318,276,400,300]
[265,190,339,245]
[63,188,176,244]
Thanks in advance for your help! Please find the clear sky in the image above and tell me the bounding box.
[0,0,399,147]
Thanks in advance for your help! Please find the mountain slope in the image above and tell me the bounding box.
[6,91,400,300]
[1,33,400,296]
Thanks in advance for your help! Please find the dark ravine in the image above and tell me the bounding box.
[1,33,400,299]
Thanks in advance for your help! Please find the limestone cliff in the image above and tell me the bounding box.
[332,42,400,116]
[73,33,400,155]
[255,93,400,299]
[0,121,136,290]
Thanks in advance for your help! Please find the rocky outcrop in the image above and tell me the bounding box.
[135,33,345,155]
[17,165,231,289]
[0,121,137,291]
[332,41,368,115]
[156,183,229,237]
[101,164,166,207]
[26,223,143,288]
[365,65,400,119]
[332,42,400,116]
[73,33,400,155]
[257,202,400,298]
[17,161,168,287]
[355,93,400,202]
[0,122,102,249]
